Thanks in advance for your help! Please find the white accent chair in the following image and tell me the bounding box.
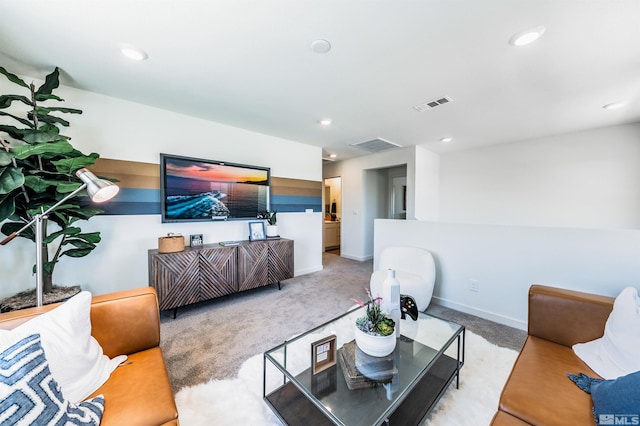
[369,246,436,312]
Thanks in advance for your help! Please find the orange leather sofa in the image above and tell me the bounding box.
[491,285,614,426]
[0,287,179,426]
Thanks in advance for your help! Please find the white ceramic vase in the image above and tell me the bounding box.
[266,225,278,237]
[354,326,397,357]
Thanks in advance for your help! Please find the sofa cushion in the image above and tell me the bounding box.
[0,291,126,402]
[568,370,640,425]
[573,286,640,379]
[87,347,178,426]
[0,333,104,425]
[498,336,597,426]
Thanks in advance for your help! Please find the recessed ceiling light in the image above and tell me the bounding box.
[440,137,453,143]
[320,119,332,126]
[329,154,337,159]
[603,102,626,110]
[311,39,332,54]
[509,26,546,46]
[120,45,148,61]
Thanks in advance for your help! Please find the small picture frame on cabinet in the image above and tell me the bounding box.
[249,221,266,241]
[190,234,203,247]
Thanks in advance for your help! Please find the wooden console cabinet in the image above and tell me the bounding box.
[148,239,293,311]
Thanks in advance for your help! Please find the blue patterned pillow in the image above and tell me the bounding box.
[0,333,104,425]
[568,371,640,425]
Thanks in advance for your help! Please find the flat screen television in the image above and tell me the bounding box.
[160,153,270,223]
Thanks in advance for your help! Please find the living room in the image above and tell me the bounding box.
[1,1,639,425]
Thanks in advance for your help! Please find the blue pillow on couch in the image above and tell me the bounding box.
[0,333,104,425]
[568,370,640,425]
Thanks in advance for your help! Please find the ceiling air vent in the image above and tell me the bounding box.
[413,96,453,112]
[351,138,402,153]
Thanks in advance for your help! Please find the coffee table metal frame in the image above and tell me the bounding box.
[263,305,465,426]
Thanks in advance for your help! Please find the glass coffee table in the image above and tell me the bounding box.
[263,305,465,425]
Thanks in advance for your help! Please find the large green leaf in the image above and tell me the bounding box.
[0,94,32,109]
[0,167,25,194]
[34,106,82,115]
[57,181,82,194]
[44,226,81,243]
[0,124,25,140]
[66,205,104,220]
[35,67,60,96]
[61,238,96,250]
[24,175,66,193]
[0,111,34,128]
[0,67,28,88]
[74,232,101,244]
[1,221,33,242]
[60,247,93,258]
[28,112,69,127]
[12,140,74,159]
[26,202,78,217]
[0,151,14,166]
[52,153,99,174]
[0,194,16,221]
[22,130,69,144]
[34,93,64,102]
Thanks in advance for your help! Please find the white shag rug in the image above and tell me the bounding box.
[175,324,519,426]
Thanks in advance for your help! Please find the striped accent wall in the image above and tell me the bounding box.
[91,158,161,215]
[90,158,322,215]
[270,177,322,213]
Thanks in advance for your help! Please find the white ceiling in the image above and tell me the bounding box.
[1,0,639,161]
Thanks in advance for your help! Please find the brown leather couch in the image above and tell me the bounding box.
[491,284,614,426]
[0,287,179,426]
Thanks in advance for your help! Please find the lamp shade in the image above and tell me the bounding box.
[75,168,120,203]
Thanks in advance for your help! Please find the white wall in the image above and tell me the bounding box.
[0,79,323,299]
[371,123,640,329]
[323,146,440,261]
[374,219,640,330]
[438,123,640,230]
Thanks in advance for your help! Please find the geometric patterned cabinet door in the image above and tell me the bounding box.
[268,239,294,284]
[150,249,200,311]
[199,246,237,299]
[237,241,269,292]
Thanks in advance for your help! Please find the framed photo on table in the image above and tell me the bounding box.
[311,335,337,375]
[249,221,266,241]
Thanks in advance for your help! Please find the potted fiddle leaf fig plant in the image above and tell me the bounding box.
[0,66,110,308]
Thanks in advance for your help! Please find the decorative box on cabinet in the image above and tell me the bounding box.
[148,239,294,313]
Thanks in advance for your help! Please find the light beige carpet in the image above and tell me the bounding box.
[160,253,373,391]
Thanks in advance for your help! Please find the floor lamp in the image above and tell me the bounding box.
[0,168,119,307]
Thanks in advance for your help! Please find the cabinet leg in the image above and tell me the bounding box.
[172,308,177,319]
[277,281,281,290]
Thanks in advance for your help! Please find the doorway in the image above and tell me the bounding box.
[323,177,341,254]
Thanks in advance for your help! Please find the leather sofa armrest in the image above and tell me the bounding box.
[90,287,161,358]
[528,284,614,348]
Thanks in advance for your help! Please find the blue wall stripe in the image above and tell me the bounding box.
[271,203,322,213]
[112,188,160,203]
[271,195,321,205]
[100,202,160,215]
[98,190,321,215]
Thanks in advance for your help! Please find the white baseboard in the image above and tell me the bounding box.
[432,297,527,331]
[294,265,323,276]
[340,253,373,262]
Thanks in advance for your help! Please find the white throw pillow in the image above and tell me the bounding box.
[573,287,640,380]
[0,291,126,402]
